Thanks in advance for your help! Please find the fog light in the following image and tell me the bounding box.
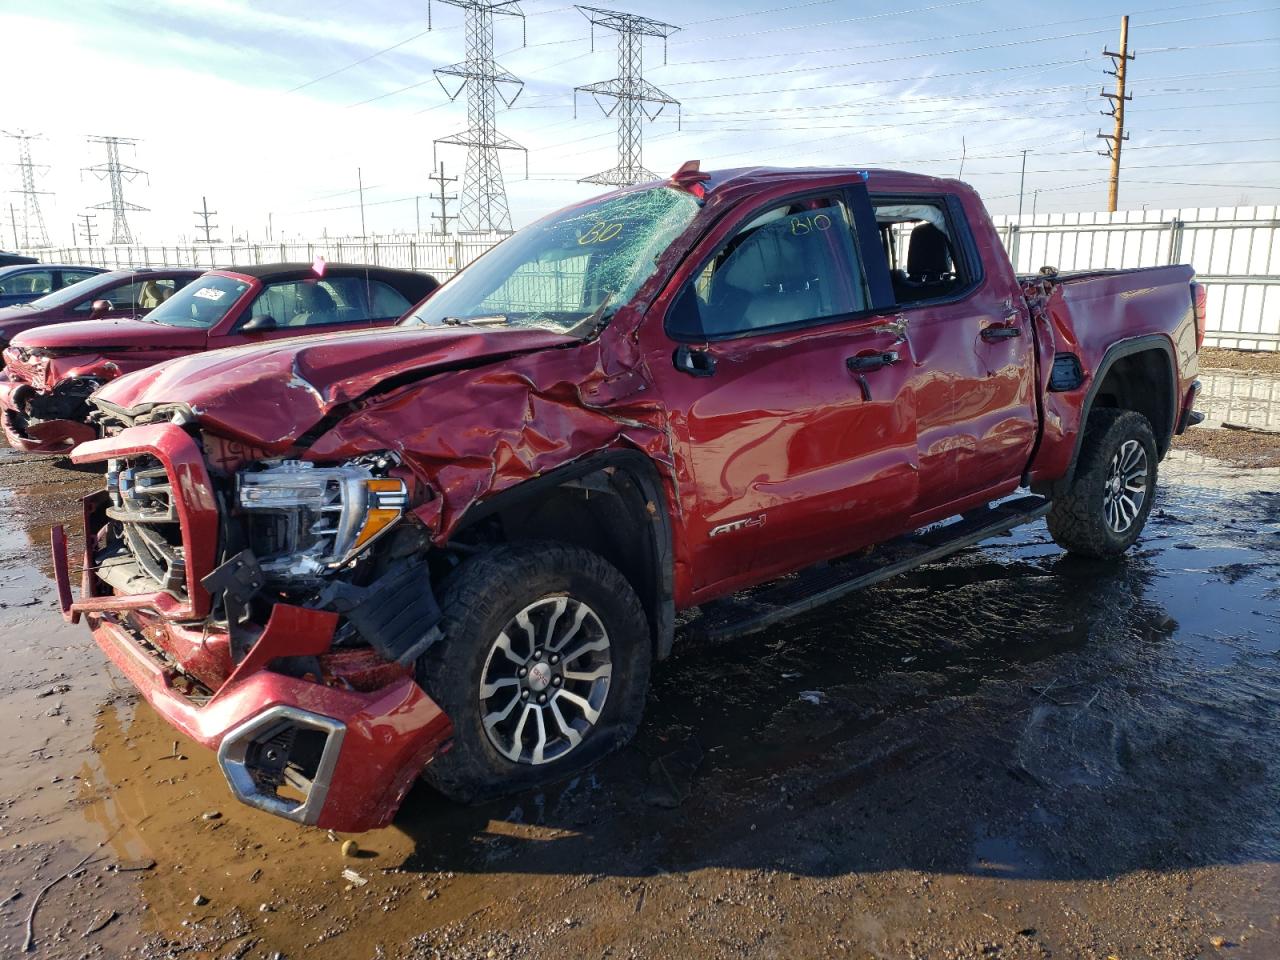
[217,706,346,825]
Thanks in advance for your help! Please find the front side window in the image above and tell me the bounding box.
[874,199,972,304]
[401,186,700,336]
[61,270,101,285]
[143,274,251,328]
[0,269,54,296]
[668,195,870,339]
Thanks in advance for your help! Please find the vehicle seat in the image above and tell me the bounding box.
[138,280,163,308]
[896,223,958,302]
[288,283,337,327]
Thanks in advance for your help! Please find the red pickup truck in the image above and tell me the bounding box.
[0,263,437,453]
[52,165,1204,832]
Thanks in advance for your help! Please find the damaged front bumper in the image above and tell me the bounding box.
[55,423,453,832]
[0,374,97,453]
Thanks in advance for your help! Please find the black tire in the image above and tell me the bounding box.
[417,541,652,803]
[1047,408,1158,558]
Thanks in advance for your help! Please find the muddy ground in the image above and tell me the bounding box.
[0,368,1277,959]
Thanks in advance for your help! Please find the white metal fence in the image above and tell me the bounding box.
[33,234,509,281]
[24,205,1280,351]
[993,205,1280,351]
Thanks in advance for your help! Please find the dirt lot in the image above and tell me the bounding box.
[1200,347,1280,376]
[0,420,1277,958]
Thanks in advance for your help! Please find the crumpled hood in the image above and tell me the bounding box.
[10,317,206,353]
[94,324,580,448]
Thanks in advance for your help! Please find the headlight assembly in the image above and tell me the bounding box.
[237,459,407,579]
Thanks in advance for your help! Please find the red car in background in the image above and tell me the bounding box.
[0,263,438,453]
[0,267,202,351]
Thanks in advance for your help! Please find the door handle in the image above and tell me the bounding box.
[673,344,716,377]
[846,350,900,372]
[980,325,1022,342]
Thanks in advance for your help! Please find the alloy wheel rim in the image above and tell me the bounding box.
[479,595,613,765]
[1103,439,1149,534]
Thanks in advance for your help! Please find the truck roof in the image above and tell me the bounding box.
[701,166,971,196]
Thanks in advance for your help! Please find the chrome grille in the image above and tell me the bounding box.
[104,455,186,595]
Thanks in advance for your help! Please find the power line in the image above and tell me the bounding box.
[431,0,529,233]
[665,0,1264,66]
[573,5,680,186]
[3,130,51,248]
[83,135,148,246]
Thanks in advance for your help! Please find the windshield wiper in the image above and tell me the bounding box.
[442,314,509,327]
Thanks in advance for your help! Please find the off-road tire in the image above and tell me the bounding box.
[418,541,651,803]
[1047,408,1158,558]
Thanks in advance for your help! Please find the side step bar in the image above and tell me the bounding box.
[687,495,1051,642]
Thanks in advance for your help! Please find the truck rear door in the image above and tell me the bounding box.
[870,193,1038,517]
[649,182,919,599]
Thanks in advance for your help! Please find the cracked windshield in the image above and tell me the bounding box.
[401,186,699,335]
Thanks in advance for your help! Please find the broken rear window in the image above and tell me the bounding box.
[401,186,700,336]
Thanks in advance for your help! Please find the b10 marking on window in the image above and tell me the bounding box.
[789,213,833,236]
[577,221,624,245]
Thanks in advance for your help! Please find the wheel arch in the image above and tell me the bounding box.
[448,450,677,659]
[1055,334,1177,495]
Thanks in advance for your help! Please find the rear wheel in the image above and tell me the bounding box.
[1047,408,1158,558]
[418,541,651,802]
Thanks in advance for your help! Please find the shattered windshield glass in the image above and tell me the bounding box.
[401,186,700,336]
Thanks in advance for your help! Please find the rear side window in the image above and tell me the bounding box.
[61,270,101,285]
[368,280,412,319]
[873,199,975,304]
[668,194,870,339]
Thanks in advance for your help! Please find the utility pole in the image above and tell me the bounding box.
[8,203,16,249]
[574,6,680,186]
[1017,149,1029,220]
[430,0,529,234]
[193,196,220,243]
[84,135,148,244]
[3,130,52,248]
[1098,15,1134,213]
[78,212,98,246]
[358,167,367,239]
[428,161,458,235]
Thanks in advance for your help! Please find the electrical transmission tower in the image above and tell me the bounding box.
[3,130,52,248]
[84,135,149,245]
[574,6,680,187]
[430,0,528,234]
[1097,15,1134,213]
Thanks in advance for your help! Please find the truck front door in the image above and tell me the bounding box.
[648,183,920,601]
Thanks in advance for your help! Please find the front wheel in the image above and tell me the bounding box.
[417,541,652,803]
[1047,408,1159,558]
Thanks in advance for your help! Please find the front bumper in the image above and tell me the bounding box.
[0,374,96,454]
[55,423,453,832]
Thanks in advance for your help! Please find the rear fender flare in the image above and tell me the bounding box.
[1057,334,1177,493]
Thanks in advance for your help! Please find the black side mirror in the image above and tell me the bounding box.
[242,314,277,332]
[89,299,113,321]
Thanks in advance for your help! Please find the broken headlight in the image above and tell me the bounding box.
[237,459,407,580]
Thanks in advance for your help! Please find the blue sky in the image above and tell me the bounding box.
[1,0,1277,243]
